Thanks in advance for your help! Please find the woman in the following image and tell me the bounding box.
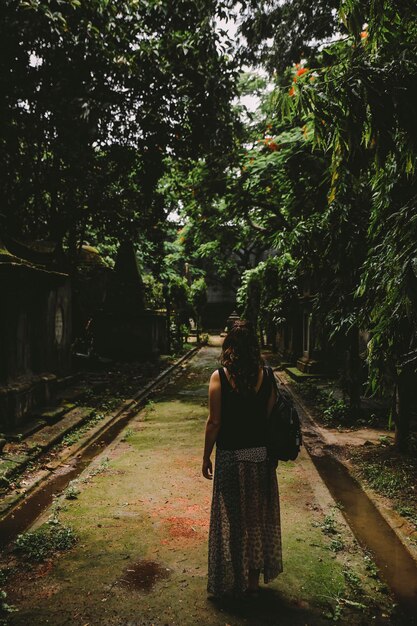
[202,320,283,598]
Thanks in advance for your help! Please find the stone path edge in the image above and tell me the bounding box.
[275,369,417,566]
[0,346,201,525]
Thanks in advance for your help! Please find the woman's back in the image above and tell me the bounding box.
[216,366,273,450]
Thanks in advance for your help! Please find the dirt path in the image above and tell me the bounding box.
[3,346,397,625]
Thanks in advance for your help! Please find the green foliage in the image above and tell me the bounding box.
[322,397,351,425]
[143,274,165,310]
[342,567,362,594]
[2,0,239,256]
[237,254,298,331]
[318,513,339,536]
[314,510,345,554]
[288,0,417,407]
[363,553,379,579]
[14,520,78,562]
[167,275,190,312]
[121,427,134,442]
[0,588,18,623]
[80,456,110,482]
[239,0,341,73]
[329,537,345,552]
[189,278,208,315]
[63,482,80,500]
[61,411,105,446]
[395,504,417,529]
[231,0,417,448]
[359,462,408,498]
[200,333,210,345]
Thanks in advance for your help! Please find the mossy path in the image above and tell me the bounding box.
[4,346,396,625]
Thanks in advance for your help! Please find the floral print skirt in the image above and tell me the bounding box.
[207,446,283,597]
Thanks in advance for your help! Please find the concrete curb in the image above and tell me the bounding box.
[275,369,417,566]
[0,346,201,525]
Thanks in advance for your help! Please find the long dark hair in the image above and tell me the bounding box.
[220,320,264,395]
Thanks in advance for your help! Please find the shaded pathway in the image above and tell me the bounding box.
[3,346,398,625]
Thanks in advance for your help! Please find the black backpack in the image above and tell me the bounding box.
[265,366,302,462]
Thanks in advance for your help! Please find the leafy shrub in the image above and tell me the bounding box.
[319,513,338,535]
[64,482,80,500]
[329,537,345,552]
[0,589,18,623]
[343,567,362,593]
[322,398,350,424]
[14,520,78,562]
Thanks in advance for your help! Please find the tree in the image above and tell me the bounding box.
[288,0,417,448]
[1,0,239,261]
[238,0,342,73]
[237,255,298,349]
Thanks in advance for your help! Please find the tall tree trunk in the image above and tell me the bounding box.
[259,325,265,348]
[346,325,361,415]
[165,296,171,354]
[196,314,200,344]
[395,369,412,453]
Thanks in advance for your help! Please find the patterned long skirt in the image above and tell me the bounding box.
[207,446,283,597]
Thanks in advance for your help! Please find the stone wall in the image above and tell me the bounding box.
[0,263,72,429]
[92,310,167,360]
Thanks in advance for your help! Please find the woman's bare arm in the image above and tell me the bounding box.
[202,370,222,479]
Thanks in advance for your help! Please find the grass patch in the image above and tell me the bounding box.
[347,430,417,534]
[394,504,417,527]
[358,462,409,498]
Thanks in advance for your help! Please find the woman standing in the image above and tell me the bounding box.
[202,320,283,598]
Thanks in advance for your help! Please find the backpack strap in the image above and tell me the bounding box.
[218,367,226,385]
[265,365,280,401]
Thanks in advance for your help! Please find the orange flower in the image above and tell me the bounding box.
[297,67,308,76]
[289,86,296,97]
[309,75,315,83]
[293,76,298,83]
[267,142,279,151]
[360,30,368,39]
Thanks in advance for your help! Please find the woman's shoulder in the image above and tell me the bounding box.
[210,368,221,382]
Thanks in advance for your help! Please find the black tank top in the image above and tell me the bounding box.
[216,366,273,450]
